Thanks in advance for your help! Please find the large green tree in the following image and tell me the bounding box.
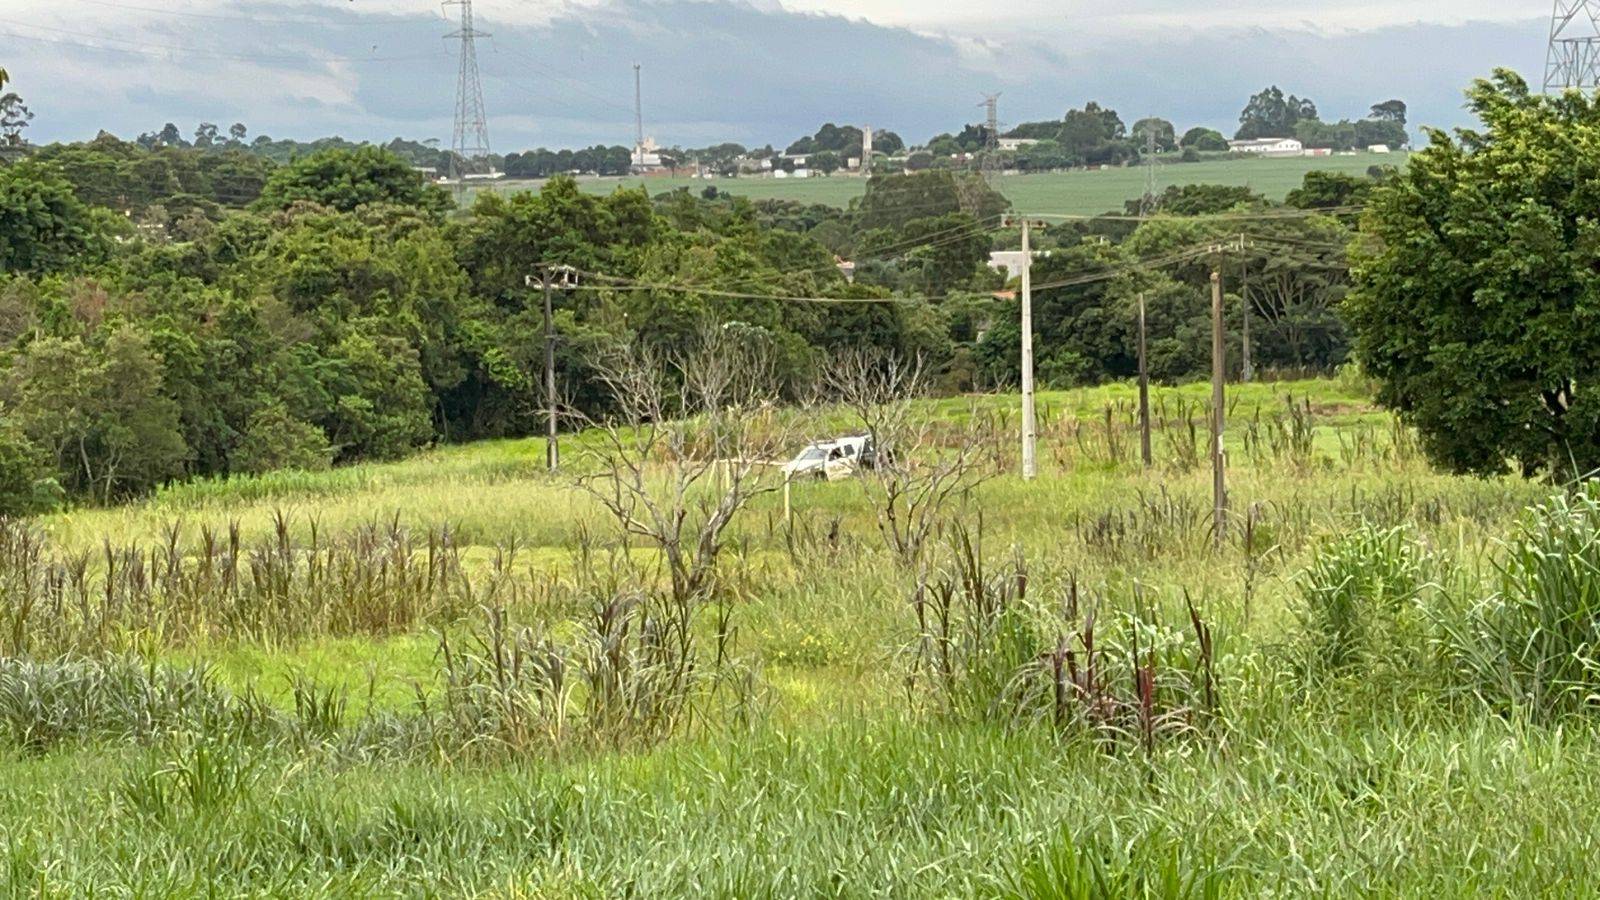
[254,147,449,217]
[1348,70,1600,476]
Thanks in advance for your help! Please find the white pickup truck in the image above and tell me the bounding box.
[781,435,882,482]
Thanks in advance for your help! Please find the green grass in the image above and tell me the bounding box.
[470,153,1409,215]
[2,375,1590,896]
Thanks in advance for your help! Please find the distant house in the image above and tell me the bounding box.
[1228,137,1304,157]
[1367,144,1392,154]
[998,138,1040,152]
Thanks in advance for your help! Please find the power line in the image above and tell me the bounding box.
[67,0,435,26]
[1025,206,1366,223]
[0,22,447,64]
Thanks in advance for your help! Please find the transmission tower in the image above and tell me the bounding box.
[981,93,1001,151]
[444,0,491,176]
[1547,0,1600,92]
[974,92,1003,186]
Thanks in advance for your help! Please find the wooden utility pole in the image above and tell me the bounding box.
[542,268,560,472]
[1210,267,1228,548]
[1020,218,1038,480]
[1239,235,1253,383]
[1137,291,1152,468]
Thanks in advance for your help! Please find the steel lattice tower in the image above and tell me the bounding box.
[1547,0,1600,92]
[981,93,1001,151]
[445,0,491,168]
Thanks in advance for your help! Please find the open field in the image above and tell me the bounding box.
[7,376,1600,895]
[470,152,1409,215]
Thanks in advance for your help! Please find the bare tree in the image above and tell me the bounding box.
[576,324,792,607]
[830,348,990,569]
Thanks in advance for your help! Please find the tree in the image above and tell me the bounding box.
[228,123,249,145]
[1348,70,1600,477]
[232,403,332,474]
[1354,118,1407,150]
[1369,99,1407,125]
[1180,127,1229,152]
[0,162,102,275]
[0,92,32,148]
[254,146,448,217]
[1236,86,1318,140]
[810,150,842,174]
[6,330,188,501]
[157,123,185,147]
[857,170,1007,233]
[1131,117,1177,152]
[1285,170,1372,210]
[0,417,61,516]
[1059,102,1130,164]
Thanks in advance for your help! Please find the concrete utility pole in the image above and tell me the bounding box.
[530,266,578,472]
[1020,217,1038,480]
[1210,266,1228,548]
[1141,125,1158,217]
[1137,292,1152,468]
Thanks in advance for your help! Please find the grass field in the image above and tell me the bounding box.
[8,376,1600,896]
[471,152,1409,216]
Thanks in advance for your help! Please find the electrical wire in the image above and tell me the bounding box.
[1,22,448,64]
[67,0,436,26]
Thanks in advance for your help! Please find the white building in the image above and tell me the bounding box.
[998,137,1040,152]
[632,137,666,171]
[1368,144,1392,154]
[987,250,1050,280]
[1228,137,1304,157]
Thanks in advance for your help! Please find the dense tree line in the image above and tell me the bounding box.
[0,117,1380,510]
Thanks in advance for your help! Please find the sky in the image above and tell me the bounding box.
[0,0,1559,152]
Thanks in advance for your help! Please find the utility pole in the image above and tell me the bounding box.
[542,269,559,472]
[1137,292,1152,468]
[1239,235,1254,383]
[529,266,577,472]
[1547,1,1600,92]
[1210,265,1228,549]
[1140,125,1158,217]
[1020,217,1038,480]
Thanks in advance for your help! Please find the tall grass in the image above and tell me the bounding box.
[0,514,477,655]
[1441,486,1600,719]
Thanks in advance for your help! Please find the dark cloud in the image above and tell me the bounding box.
[3,0,1548,149]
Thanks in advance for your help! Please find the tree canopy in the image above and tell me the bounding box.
[1348,69,1600,477]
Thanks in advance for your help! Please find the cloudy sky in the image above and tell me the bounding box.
[0,0,1556,151]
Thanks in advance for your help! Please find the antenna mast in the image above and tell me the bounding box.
[633,63,646,164]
